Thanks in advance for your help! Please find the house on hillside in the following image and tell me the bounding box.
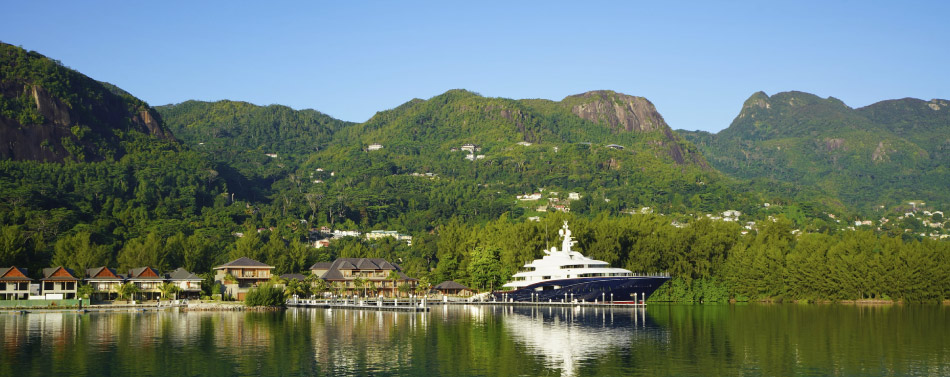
[166,267,203,299]
[214,257,275,300]
[606,144,624,150]
[461,144,481,153]
[367,143,383,151]
[85,266,124,301]
[40,266,79,299]
[311,258,416,297]
[0,266,32,300]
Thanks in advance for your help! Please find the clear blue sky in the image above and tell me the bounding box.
[3,1,947,132]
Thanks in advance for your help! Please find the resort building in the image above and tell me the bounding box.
[40,266,79,299]
[433,280,473,297]
[85,266,124,301]
[214,257,275,300]
[310,258,416,297]
[166,267,203,299]
[128,267,164,300]
[0,266,32,300]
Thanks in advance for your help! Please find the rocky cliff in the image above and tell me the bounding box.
[0,43,174,162]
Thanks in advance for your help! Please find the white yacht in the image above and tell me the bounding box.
[496,221,669,303]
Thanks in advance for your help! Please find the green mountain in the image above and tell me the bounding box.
[0,42,174,162]
[680,91,950,213]
[342,89,707,167]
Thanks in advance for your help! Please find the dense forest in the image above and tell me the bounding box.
[1,42,948,303]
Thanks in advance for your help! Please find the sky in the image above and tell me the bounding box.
[2,1,948,132]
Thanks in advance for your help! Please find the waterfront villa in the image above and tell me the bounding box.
[214,257,275,300]
[433,280,473,296]
[311,258,416,297]
[40,266,79,299]
[0,266,32,300]
[128,267,164,300]
[166,267,203,299]
[85,266,123,301]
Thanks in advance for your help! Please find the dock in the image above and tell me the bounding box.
[286,298,430,312]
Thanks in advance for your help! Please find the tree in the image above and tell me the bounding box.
[386,270,402,297]
[77,283,94,300]
[244,283,286,307]
[467,246,504,292]
[306,274,328,298]
[117,282,140,302]
[52,232,110,276]
[158,282,181,300]
[353,277,368,298]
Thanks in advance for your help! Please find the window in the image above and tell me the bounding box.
[0,283,5,290]
[44,282,53,290]
[66,282,75,290]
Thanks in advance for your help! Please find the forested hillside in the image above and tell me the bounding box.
[2,43,948,303]
[681,91,950,214]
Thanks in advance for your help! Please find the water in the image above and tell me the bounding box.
[1,304,947,376]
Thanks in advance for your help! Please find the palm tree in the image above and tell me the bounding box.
[285,279,309,299]
[368,281,377,297]
[159,282,181,300]
[353,277,368,298]
[386,270,401,297]
[305,274,327,298]
[117,282,140,302]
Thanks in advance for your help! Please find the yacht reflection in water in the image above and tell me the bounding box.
[495,305,668,376]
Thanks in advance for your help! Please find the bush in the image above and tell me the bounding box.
[244,283,286,307]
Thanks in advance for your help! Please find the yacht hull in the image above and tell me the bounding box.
[494,276,670,303]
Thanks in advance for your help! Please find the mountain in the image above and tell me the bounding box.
[680,91,950,213]
[0,42,174,162]
[340,89,707,167]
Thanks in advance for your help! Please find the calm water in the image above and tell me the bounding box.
[1,304,947,376]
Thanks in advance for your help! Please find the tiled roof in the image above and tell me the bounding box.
[166,267,202,281]
[434,280,469,290]
[128,267,162,280]
[41,266,78,281]
[85,267,122,280]
[0,266,31,281]
[214,257,274,269]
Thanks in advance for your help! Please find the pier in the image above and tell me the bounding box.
[287,298,430,312]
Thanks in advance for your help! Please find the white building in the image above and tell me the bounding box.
[518,193,542,201]
[568,192,581,201]
[367,144,383,151]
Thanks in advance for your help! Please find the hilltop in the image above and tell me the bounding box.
[680,91,950,214]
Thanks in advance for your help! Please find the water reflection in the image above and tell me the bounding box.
[0,305,947,376]
[498,305,667,376]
